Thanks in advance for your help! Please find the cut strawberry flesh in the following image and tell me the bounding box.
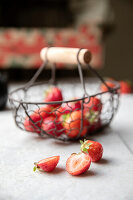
[66,153,91,176]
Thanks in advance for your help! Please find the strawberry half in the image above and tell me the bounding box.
[33,156,60,172]
[24,105,53,134]
[80,140,103,162]
[66,153,91,176]
[44,87,63,107]
[42,116,64,137]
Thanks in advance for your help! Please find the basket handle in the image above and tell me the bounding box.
[40,47,92,65]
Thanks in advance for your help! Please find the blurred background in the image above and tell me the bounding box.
[0,0,133,82]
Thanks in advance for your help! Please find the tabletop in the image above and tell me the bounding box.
[0,89,133,200]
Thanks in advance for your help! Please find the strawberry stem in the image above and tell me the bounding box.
[80,140,92,153]
[33,162,38,172]
[33,166,37,172]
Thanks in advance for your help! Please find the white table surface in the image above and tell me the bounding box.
[0,89,133,200]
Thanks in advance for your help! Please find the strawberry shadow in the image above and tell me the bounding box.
[38,167,65,175]
[76,170,98,178]
[94,158,110,165]
[50,167,65,174]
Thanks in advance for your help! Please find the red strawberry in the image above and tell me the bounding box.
[44,87,63,107]
[101,81,115,92]
[24,105,52,133]
[88,118,101,134]
[63,99,81,114]
[33,156,60,172]
[42,116,64,137]
[55,99,81,118]
[66,153,91,176]
[80,140,103,162]
[84,97,102,113]
[119,81,132,94]
[54,106,65,118]
[63,110,90,138]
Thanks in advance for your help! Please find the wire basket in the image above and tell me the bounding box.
[9,47,120,141]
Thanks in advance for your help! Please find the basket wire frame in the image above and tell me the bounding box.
[9,48,120,141]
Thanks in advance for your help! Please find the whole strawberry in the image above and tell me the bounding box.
[101,81,115,92]
[24,105,53,134]
[62,110,89,138]
[80,140,103,162]
[66,152,91,176]
[84,96,102,113]
[54,99,81,118]
[119,81,132,94]
[33,156,60,172]
[63,99,81,114]
[42,116,64,137]
[44,87,63,107]
[88,118,101,134]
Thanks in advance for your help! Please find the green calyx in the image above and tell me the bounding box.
[62,113,70,126]
[33,162,39,172]
[85,110,99,124]
[33,166,37,172]
[44,87,52,97]
[62,113,69,121]
[89,111,99,124]
[80,139,92,153]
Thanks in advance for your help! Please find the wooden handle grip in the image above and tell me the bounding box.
[40,47,92,65]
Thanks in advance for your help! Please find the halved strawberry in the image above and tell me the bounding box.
[24,105,53,133]
[42,116,64,137]
[80,140,103,162]
[66,153,91,176]
[33,156,60,172]
[44,87,63,107]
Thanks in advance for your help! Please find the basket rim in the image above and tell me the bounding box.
[8,80,120,105]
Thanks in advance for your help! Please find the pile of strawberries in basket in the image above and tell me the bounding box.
[24,86,102,138]
[24,79,132,138]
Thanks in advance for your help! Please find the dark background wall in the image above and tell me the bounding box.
[101,0,133,82]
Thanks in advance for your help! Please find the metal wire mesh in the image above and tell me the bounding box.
[9,49,120,141]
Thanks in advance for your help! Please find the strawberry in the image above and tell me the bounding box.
[84,97,102,113]
[54,106,65,118]
[42,116,64,137]
[66,153,91,176]
[119,80,132,94]
[54,99,81,118]
[88,118,101,134]
[24,105,52,133]
[80,140,103,162]
[33,156,60,172]
[44,87,63,107]
[101,81,115,92]
[63,99,81,114]
[63,110,89,138]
